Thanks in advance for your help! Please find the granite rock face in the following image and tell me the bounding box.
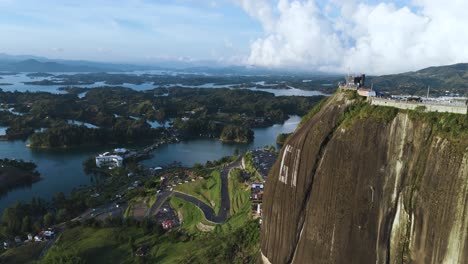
[260,92,468,264]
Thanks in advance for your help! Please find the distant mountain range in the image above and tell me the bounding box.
[0,59,115,72]
[368,63,468,96]
[0,53,329,75]
[0,54,154,72]
[0,53,466,96]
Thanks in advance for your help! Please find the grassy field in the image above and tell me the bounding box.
[123,204,133,218]
[219,168,252,233]
[0,242,46,264]
[39,226,201,264]
[39,219,259,264]
[169,196,215,234]
[228,169,250,216]
[33,167,255,264]
[122,195,155,219]
[32,166,255,263]
[174,170,221,214]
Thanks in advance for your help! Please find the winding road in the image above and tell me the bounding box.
[38,157,244,261]
[77,156,243,223]
[149,155,242,223]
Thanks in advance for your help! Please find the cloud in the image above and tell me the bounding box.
[51,47,64,52]
[234,0,275,32]
[236,0,468,74]
[0,0,237,62]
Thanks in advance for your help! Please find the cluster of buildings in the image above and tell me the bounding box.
[159,171,196,190]
[389,95,468,106]
[251,182,264,219]
[339,74,467,114]
[3,229,55,249]
[248,149,278,220]
[162,220,176,230]
[95,148,136,169]
[339,74,377,97]
[33,230,56,242]
[155,203,179,231]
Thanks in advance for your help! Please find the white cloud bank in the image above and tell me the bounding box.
[235,0,468,74]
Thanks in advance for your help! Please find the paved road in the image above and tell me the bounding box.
[151,155,242,223]
[38,157,243,261]
[76,200,126,221]
[38,226,64,259]
[77,156,243,224]
[217,155,243,220]
[172,192,224,223]
[147,190,173,217]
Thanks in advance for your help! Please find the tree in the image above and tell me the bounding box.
[144,180,159,190]
[43,212,54,227]
[21,216,31,233]
[192,163,205,177]
[33,220,42,233]
[155,109,166,124]
[56,208,68,223]
[52,192,66,209]
[128,237,135,251]
[2,207,20,235]
[143,219,153,234]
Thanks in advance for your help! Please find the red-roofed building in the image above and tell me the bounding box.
[162,220,175,230]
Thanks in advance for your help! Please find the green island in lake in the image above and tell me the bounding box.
[0,159,40,194]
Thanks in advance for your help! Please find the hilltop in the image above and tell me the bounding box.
[261,90,467,263]
[0,59,112,73]
[368,63,468,96]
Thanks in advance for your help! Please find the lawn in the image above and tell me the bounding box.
[41,227,130,263]
[174,170,222,214]
[169,196,215,234]
[39,226,201,264]
[36,167,255,264]
[228,169,250,216]
[171,168,251,234]
[222,168,252,233]
[0,242,46,264]
[122,195,154,219]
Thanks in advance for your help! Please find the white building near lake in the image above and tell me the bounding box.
[95,154,123,168]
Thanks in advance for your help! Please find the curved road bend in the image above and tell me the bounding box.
[150,155,243,224]
[42,157,241,261]
[147,190,173,217]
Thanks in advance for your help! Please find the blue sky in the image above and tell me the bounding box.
[1,0,467,74]
[0,0,262,63]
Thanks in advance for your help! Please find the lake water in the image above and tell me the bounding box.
[0,115,301,211]
[78,91,87,98]
[146,119,173,128]
[67,120,99,129]
[0,73,327,97]
[142,115,301,167]
[0,107,24,116]
[0,127,7,136]
[0,74,109,93]
[246,87,324,97]
[0,142,113,211]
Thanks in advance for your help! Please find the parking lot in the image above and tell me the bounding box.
[250,149,278,180]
